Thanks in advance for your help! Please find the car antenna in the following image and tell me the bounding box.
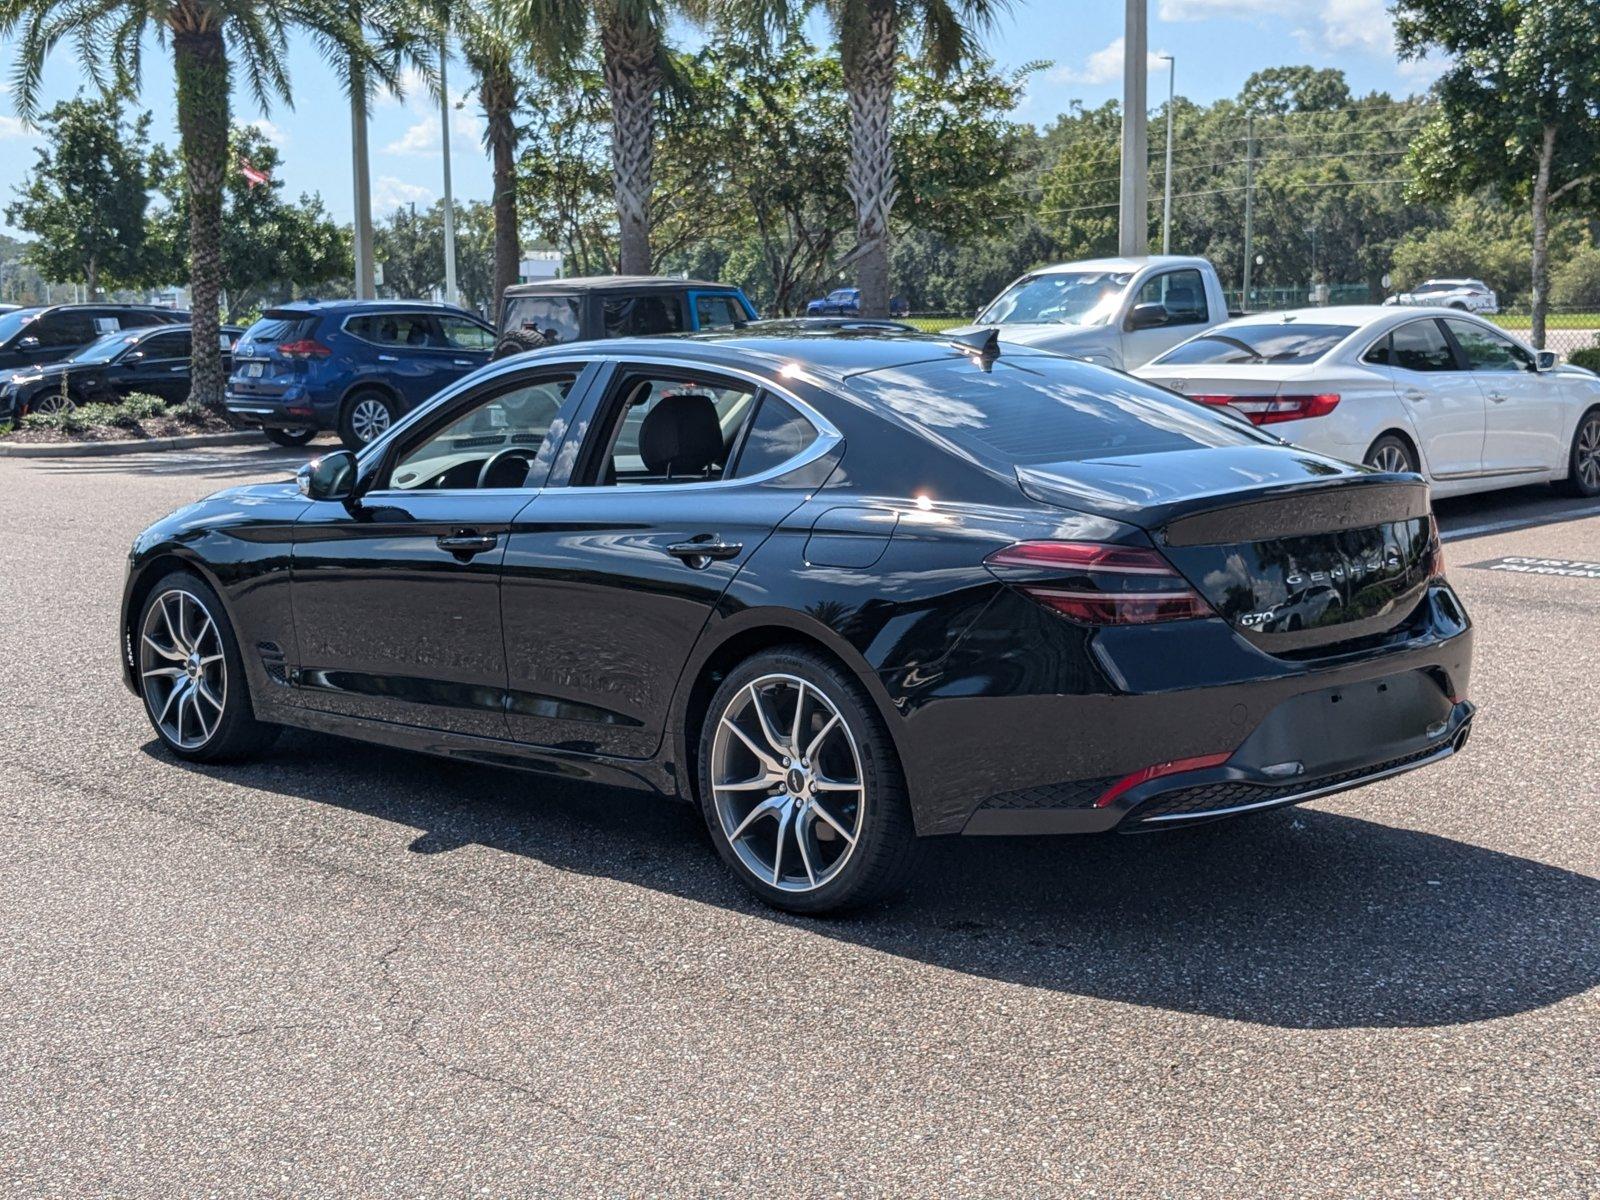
[948,327,1000,364]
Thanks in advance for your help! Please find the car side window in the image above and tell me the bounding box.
[602,295,685,338]
[33,311,96,348]
[1135,269,1208,325]
[439,316,495,351]
[1445,319,1531,373]
[346,313,439,348]
[586,371,760,486]
[728,395,817,479]
[505,296,581,342]
[695,294,746,329]
[140,332,191,359]
[386,373,577,491]
[1388,320,1457,373]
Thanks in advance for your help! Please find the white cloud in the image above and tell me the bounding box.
[375,66,432,108]
[246,117,287,147]
[0,115,32,140]
[372,175,434,215]
[1052,37,1171,86]
[1160,0,1407,61]
[382,98,481,156]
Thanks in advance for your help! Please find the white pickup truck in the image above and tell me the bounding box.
[960,255,1232,371]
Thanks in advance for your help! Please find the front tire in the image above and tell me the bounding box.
[338,389,398,450]
[136,571,278,762]
[697,647,920,914]
[1557,408,1600,497]
[264,427,317,448]
[1364,433,1418,475]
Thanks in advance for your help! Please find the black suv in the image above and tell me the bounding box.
[0,304,188,373]
[495,276,757,357]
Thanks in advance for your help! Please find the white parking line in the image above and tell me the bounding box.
[1442,507,1599,542]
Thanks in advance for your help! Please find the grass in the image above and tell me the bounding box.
[1490,312,1600,330]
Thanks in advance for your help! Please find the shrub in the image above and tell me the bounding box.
[1570,346,1600,374]
[119,393,168,421]
[21,406,88,434]
[170,400,211,426]
[1551,247,1600,310]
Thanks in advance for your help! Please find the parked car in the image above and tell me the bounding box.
[804,288,910,318]
[0,303,188,374]
[225,300,497,449]
[0,324,245,422]
[1384,279,1499,314]
[122,329,1473,913]
[496,276,758,358]
[1136,306,1600,498]
[960,255,1232,370]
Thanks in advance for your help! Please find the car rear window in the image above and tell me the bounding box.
[1153,323,1356,366]
[244,311,320,344]
[847,356,1266,466]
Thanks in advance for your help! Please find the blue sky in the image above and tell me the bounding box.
[0,0,1444,238]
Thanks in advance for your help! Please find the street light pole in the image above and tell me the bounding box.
[1242,110,1256,308]
[438,29,459,307]
[1159,54,1174,256]
[1118,0,1149,257]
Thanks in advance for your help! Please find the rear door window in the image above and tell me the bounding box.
[694,294,747,329]
[1382,320,1458,373]
[584,370,760,485]
[728,395,817,479]
[602,294,685,338]
[504,295,581,342]
[32,310,97,349]
[345,312,440,348]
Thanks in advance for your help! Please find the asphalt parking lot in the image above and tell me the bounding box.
[2,444,1595,1197]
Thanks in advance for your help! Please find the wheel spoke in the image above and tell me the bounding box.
[715,773,781,793]
[156,679,186,727]
[197,678,224,712]
[175,596,192,653]
[794,809,818,886]
[770,801,793,885]
[728,794,783,842]
[158,597,182,653]
[142,635,185,663]
[809,797,857,846]
[804,713,839,763]
[721,718,782,774]
[789,681,806,756]
[812,774,861,793]
[746,684,788,762]
[142,666,185,680]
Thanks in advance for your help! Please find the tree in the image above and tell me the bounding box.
[373,199,496,313]
[1396,0,1600,346]
[2,0,396,407]
[149,125,352,320]
[5,95,158,297]
[595,0,673,274]
[719,0,1012,316]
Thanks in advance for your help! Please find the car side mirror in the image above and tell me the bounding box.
[297,450,357,502]
[1535,350,1557,371]
[1125,301,1170,332]
[17,336,39,350]
[124,350,145,362]
[974,306,984,320]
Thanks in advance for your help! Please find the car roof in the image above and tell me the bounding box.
[504,275,738,296]
[263,299,482,317]
[1032,255,1213,276]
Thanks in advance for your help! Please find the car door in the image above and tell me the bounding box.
[429,313,497,385]
[115,330,193,402]
[1441,317,1564,474]
[1367,318,1485,479]
[1123,267,1211,367]
[289,363,596,736]
[498,360,839,756]
[15,309,96,366]
[344,311,453,412]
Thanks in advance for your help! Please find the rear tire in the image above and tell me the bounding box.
[697,647,921,914]
[264,427,317,447]
[1364,433,1418,475]
[135,571,279,763]
[338,389,398,450]
[1556,407,1600,497]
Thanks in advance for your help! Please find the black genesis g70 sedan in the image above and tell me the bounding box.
[121,330,1474,912]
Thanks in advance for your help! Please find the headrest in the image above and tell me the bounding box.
[638,393,722,478]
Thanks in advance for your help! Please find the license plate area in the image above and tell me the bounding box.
[244,362,265,378]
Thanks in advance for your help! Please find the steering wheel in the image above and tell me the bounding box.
[477,446,538,489]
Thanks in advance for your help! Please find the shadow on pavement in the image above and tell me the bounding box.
[148,729,1599,1032]
[25,443,327,480]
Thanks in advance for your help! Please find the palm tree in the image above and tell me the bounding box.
[593,0,672,274]
[1,0,385,407]
[716,0,1010,316]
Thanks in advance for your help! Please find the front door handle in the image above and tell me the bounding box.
[1402,388,1427,402]
[453,358,472,366]
[436,531,499,557]
[666,537,743,565]
[378,353,398,363]
[1486,390,1508,403]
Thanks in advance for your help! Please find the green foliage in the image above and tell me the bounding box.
[18,393,170,434]
[1552,248,1600,310]
[3,95,160,294]
[1568,346,1600,374]
[372,200,496,315]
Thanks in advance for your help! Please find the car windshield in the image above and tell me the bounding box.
[1153,323,1357,366]
[69,331,143,364]
[978,271,1131,327]
[0,309,39,344]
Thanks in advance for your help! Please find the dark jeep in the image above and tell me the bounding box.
[493,276,758,359]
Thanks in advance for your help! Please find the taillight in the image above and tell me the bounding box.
[278,339,331,359]
[984,541,1213,625]
[1190,393,1340,425]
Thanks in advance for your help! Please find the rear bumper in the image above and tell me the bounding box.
[225,390,326,431]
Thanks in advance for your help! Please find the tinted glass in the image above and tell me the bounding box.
[439,315,495,350]
[731,395,815,479]
[1157,323,1357,366]
[388,375,575,490]
[0,309,39,344]
[114,310,171,329]
[1135,269,1208,326]
[244,313,320,344]
[1446,319,1531,372]
[602,295,684,337]
[345,313,439,347]
[504,295,581,342]
[979,271,1131,327]
[695,294,746,329]
[1388,320,1456,372]
[847,357,1265,466]
[33,311,96,348]
[68,332,141,363]
[593,373,758,485]
[140,331,191,359]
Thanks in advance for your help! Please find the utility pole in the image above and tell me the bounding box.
[1118,0,1149,257]
[439,29,459,307]
[1242,111,1255,308]
[1159,54,1174,256]
[350,74,376,300]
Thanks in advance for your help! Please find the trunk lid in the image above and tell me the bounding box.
[1017,446,1436,655]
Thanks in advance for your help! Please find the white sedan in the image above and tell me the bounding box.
[1384,278,1499,314]
[1134,306,1600,499]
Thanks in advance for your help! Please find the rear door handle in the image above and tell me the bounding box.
[453,358,472,366]
[1402,388,1427,402]
[666,538,743,565]
[436,531,499,557]
[1486,391,1508,403]
[378,354,398,362]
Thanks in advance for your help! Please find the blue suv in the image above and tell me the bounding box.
[226,300,496,449]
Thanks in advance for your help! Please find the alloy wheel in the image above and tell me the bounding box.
[710,673,866,893]
[139,589,227,750]
[31,391,75,416]
[1368,443,1411,473]
[1578,416,1600,493]
[350,397,392,443]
